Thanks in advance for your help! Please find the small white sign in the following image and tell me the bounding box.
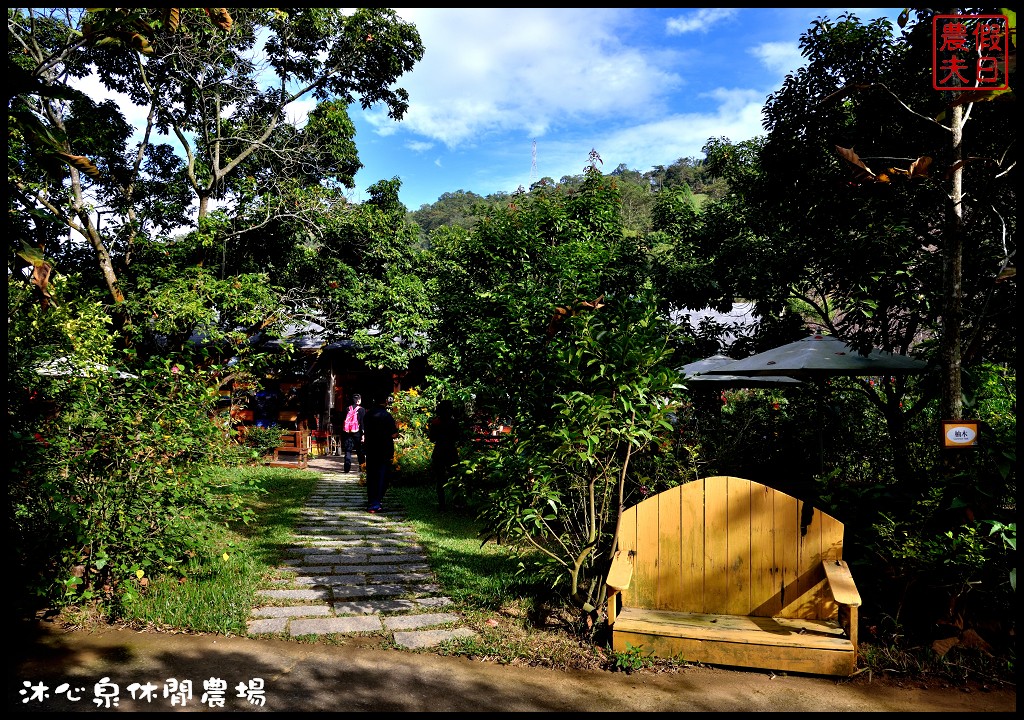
[943,421,979,448]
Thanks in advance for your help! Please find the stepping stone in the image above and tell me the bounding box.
[289,616,382,636]
[333,599,421,615]
[251,605,332,618]
[257,588,331,601]
[392,627,477,650]
[247,618,287,634]
[331,584,408,600]
[383,612,462,631]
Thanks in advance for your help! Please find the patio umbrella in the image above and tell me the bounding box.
[702,334,927,475]
[705,334,927,379]
[680,354,803,388]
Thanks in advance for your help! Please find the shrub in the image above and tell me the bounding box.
[242,425,285,459]
[389,388,436,484]
[9,356,257,613]
[468,294,685,618]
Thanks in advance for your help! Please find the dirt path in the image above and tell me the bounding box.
[8,621,1016,712]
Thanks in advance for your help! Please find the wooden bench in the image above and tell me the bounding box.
[606,476,861,676]
[267,430,309,469]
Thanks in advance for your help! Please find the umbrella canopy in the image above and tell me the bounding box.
[679,354,803,388]
[706,334,928,379]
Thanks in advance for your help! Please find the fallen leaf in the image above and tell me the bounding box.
[932,636,959,657]
[960,629,995,656]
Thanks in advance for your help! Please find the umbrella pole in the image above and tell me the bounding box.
[815,380,826,477]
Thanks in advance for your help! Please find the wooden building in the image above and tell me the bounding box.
[227,331,426,449]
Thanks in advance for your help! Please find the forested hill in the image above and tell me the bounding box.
[407,155,728,240]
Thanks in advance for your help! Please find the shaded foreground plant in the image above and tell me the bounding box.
[10,356,253,613]
[469,294,685,622]
[117,467,319,633]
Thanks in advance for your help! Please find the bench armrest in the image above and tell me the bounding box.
[822,559,861,607]
[823,559,861,651]
[605,550,634,625]
[607,550,634,592]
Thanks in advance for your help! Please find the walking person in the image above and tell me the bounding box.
[363,395,400,513]
[341,394,365,473]
[427,399,460,510]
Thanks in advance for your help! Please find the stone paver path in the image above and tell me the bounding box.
[247,465,476,650]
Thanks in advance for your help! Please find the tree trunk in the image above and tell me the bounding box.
[940,103,964,423]
[939,101,966,487]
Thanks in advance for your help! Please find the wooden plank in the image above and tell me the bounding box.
[615,607,850,648]
[774,490,800,618]
[749,482,778,616]
[788,501,825,619]
[679,479,704,612]
[633,494,661,608]
[606,550,633,591]
[612,623,855,676]
[267,458,307,469]
[725,476,751,615]
[656,485,683,610]
[703,476,729,614]
[818,510,845,619]
[820,509,844,562]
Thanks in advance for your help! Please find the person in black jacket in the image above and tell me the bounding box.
[362,395,400,512]
[427,399,460,510]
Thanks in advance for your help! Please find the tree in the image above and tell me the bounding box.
[473,295,683,619]
[6,7,427,612]
[696,12,1015,485]
[272,177,435,372]
[759,10,1014,397]
[9,7,424,307]
[407,189,491,241]
[422,154,648,422]
[422,157,692,620]
[687,11,1016,649]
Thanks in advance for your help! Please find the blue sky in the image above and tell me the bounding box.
[344,8,905,210]
[74,8,905,214]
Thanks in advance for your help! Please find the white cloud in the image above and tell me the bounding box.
[73,73,149,137]
[750,41,805,76]
[665,8,739,35]
[372,8,681,148]
[285,97,317,128]
[485,87,767,195]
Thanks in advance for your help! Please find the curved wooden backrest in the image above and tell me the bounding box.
[616,476,845,620]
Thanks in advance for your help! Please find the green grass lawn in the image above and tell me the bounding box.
[116,465,320,635]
